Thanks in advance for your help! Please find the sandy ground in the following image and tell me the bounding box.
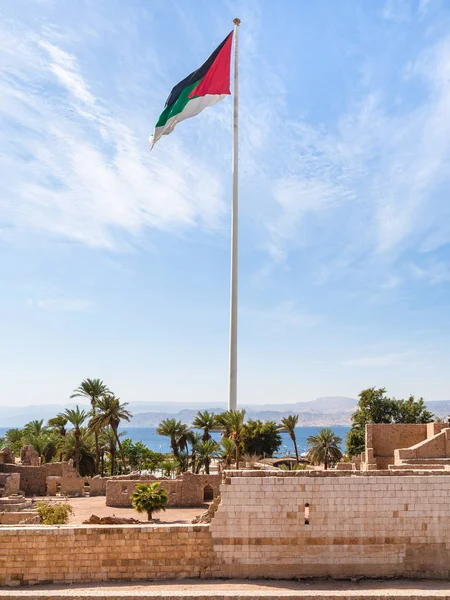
[3,579,450,597]
[58,496,207,524]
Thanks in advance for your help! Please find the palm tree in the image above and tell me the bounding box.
[198,439,217,474]
[192,410,217,442]
[23,419,46,439]
[280,415,299,463]
[61,428,96,476]
[98,427,120,476]
[89,395,131,472]
[219,437,236,469]
[185,431,202,473]
[71,378,111,472]
[131,483,169,521]
[156,418,188,458]
[3,428,23,455]
[59,407,88,474]
[47,415,68,462]
[306,427,343,470]
[219,409,246,469]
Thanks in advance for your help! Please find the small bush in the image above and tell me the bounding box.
[36,501,73,525]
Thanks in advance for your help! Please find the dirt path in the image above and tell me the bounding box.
[61,496,206,524]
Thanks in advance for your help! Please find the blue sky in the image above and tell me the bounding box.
[2,0,450,407]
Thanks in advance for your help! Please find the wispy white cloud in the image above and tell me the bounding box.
[410,259,450,285]
[0,22,228,250]
[250,33,450,284]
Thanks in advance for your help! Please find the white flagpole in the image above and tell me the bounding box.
[228,18,240,411]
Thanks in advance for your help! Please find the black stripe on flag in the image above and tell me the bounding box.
[164,32,232,108]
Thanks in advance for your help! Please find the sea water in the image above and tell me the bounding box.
[0,426,350,456]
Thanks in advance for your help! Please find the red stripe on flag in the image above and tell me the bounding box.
[189,32,233,99]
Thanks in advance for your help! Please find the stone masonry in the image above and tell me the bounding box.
[106,473,220,507]
[361,423,448,470]
[211,470,450,579]
[2,471,450,585]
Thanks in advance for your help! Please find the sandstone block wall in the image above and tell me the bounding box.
[0,525,216,586]
[106,473,220,508]
[46,474,106,497]
[363,423,448,470]
[0,461,107,497]
[1,463,65,496]
[3,471,450,585]
[211,471,450,579]
[396,428,450,463]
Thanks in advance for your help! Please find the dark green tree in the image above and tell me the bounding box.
[58,406,88,473]
[131,482,168,521]
[2,428,24,455]
[71,378,111,473]
[307,427,343,470]
[218,409,246,468]
[89,395,132,472]
[121,439,162,472]
[242,419,282,457]
[156,418,188,458]
[192,410,217,441]
[346,387,435,457]
[279,415,299,463]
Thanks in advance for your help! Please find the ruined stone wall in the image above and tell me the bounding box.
[211,471,450,579]
[0,463,65,496]
[0,524,216,586]
[46,474,106,497]
[364,423,449,469]
[0,461,108,497]
[3,471,450,585]
[0,511,39,525]
[395,428,450,463]
[106,473,220,507]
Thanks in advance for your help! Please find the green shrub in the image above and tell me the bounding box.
[36,501,73,525]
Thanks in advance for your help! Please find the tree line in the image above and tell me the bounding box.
[0,378,132,476]
[2,384,430,475]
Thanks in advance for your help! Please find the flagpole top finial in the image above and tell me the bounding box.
[233,18,241,26]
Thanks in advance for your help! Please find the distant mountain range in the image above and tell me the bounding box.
[1,396,450,428]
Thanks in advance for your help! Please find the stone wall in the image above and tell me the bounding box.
[0,524,216,586]
[362,423,448,470]
[46,474,106,497]
[0,511,39,525]
[106,473,220,507]
[211,471,450,579]
[395,427,450,464]
[3,471,450,585]
[0,461,107,497]
[0,463,66,496]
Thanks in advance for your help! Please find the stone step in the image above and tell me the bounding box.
[2,580,450,599]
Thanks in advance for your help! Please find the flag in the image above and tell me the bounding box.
[150,32,233,149]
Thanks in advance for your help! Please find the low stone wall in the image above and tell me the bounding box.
[106,473,220,507]
[3,471,450,585]
[0,524,216,586]
[0,461,107,497]
[0,512,39,525]
[46,474,106,497]
[1,463,65,496]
